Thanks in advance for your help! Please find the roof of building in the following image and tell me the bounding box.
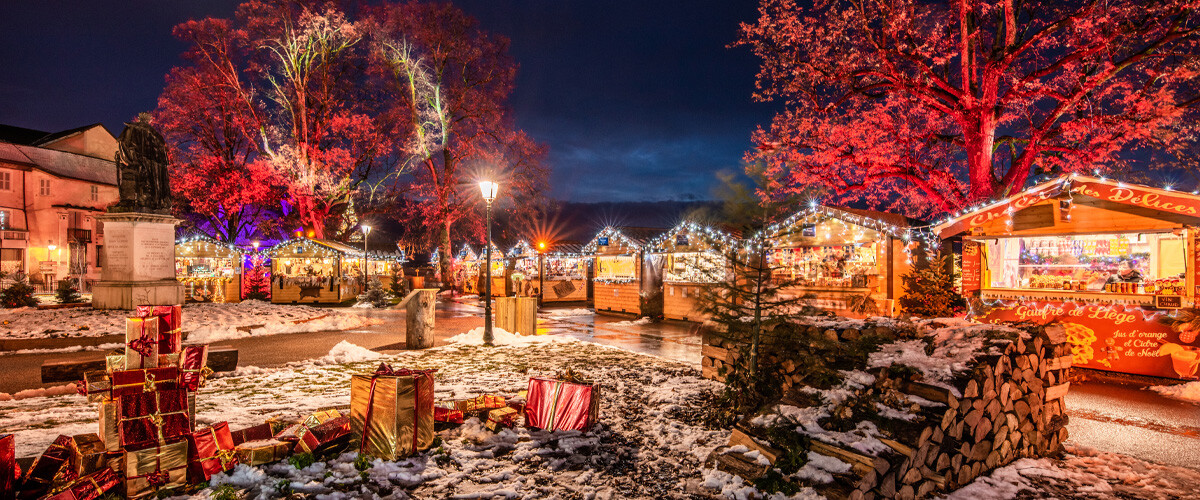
[0,123,117,186]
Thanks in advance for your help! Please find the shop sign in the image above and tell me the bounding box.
[937,186,1061,238]
[1155,295,1183,309]
[38,261,55,272]
[597,236,609,247]
[961,241,982,294]
[1072,181,1200,217]
[675,234,689,247]
[801,225,816,237]
[976,301,1198,379]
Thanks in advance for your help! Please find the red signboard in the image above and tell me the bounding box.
[961,241,981,294]
[976,300,1198,379]
[1071,181,1200,217]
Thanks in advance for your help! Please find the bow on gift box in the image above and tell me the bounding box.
[146,470,170,487]
[128,336,156,358]
[372,363,437,377]
[75,381,88,397]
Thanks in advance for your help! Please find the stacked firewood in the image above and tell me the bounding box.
[704,323,1071,500]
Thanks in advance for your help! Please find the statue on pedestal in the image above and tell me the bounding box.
[112,114,173,214]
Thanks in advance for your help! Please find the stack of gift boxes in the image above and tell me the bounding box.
[2,326,604,499]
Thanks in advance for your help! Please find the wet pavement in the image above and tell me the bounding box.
[1065,375,1200,469]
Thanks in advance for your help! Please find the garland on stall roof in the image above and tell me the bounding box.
[582,226,645,255]
[642,220,738,254]
[176,235,243,257]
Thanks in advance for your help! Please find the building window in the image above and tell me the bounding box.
[96,245,104,268]
[38,179,50,196]
[0,210,10,229]
[0,248,22,274]
[0,172,11,191]
[90,185,98,201]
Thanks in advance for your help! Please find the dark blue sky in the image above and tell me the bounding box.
[0,1,773,203]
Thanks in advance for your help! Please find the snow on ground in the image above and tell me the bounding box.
[0,333,727,498]
[542,308,593,317]
[611,317,653,327]
[444,326,569,346]
[1149,380,1200,404]
[0,300,382,343]
[0,342,123,356]
[867,323,1016,397]
[943,443,1200,500]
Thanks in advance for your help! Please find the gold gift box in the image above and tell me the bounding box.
[122,440,188,499]
[349,373,435,461]
[124,318,160,370]
[234,439,291,466]
[99,400,119,452]
[485,407,519,432]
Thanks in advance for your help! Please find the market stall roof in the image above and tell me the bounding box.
[266,237,364,257]
[507,240,535,258]
[932,175,1200,239]
[644,221,739,253]
[547,242,585,256]
[455,244,477,261]
[175,235,243,255]
[582,226,665,254]
[758,205,919,241]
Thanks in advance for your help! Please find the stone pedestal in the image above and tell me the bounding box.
[91,212,182,310]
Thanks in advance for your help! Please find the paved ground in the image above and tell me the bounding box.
[1065,373,1200,469]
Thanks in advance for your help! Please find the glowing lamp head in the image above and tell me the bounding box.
[538,241,546,252]
[479,180,499,203]
[48,244,56,251]
[307,230,315,238]
[252,241,260,249]
[362,224,372,235]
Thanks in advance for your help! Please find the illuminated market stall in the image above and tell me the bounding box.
[450,245,478,294]
[266,238,365,304]
[175,236,243,303]
[764,206,917,318]
[508,240,589,303]
[644,222,735,322]
[937,175,1200,379]
[586,226,664,316]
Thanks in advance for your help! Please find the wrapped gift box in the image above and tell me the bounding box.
[230,423,273,446]
[275,409,341,443]
[98,401,119,453]
[1,434,16,500]
[349,365,436,460]
[454,394,506,414]
[134,305,183,354]
[433,406,464,425]
[78,371,111,404]
[117,389,190,448]
[124,318,160,370]
[121,440,188,499]
[187,422,238,481]
[485,407,519,432]
[178,345,209,391]
[233,439,290,466]
[295,416,353,455]
[16,435,73,500]
[110,367,179,399]
[524,377,600,432]
[44,468,118,500]
[62,434,105,477]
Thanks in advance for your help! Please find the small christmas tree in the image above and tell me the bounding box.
[244,266,270,301]
[898,253,965,318]
[390,266,406,297]
[360,279,390,308]
[55,279,83,304]
[1,273,39,308]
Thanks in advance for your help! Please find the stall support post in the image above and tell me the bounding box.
[538,252,545,307]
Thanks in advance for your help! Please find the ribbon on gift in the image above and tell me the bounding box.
[120,391,189,445]
[124,440,187,496]
[544,381,565,430]
[111,371,166,395]
[75,381,88,397]
[195,425,238,474]
[127,320,156,357]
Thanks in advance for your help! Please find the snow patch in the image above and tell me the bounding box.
[1149,380,1200,403]
[445,326,567,346]
[316,341,383,365]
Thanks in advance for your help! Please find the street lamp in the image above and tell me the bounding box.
[479,180,499,346]
[362,224,372,287]
[537,241,546,307]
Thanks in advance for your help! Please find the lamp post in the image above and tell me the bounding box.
[361,225,372,285]
[537,241,546,307]
[479,181,499,346]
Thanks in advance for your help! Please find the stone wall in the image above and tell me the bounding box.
[703,320,1071,499]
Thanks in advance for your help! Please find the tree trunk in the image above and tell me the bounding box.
[438,221,452,289]
[965,114,998,203]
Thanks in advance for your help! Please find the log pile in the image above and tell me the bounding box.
[703,321,1071,499]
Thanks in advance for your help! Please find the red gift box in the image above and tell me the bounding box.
[178,345,209,391]
[117,389,191,448]
[44,468,118,500]
[135,305,182,354]
[295,416,353,455]
[1,434,16,500]
[187,422,238,481]
[524,378,600,432]
[433,406,464,424]
[229,423,273,446]
[110,367,179,399]
[16,435,73,500]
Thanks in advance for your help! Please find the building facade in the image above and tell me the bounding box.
[0,123,119,290]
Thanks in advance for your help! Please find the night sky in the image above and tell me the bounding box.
[0,1,774,203]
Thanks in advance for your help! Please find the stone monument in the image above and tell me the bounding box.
[92,115,183,309]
